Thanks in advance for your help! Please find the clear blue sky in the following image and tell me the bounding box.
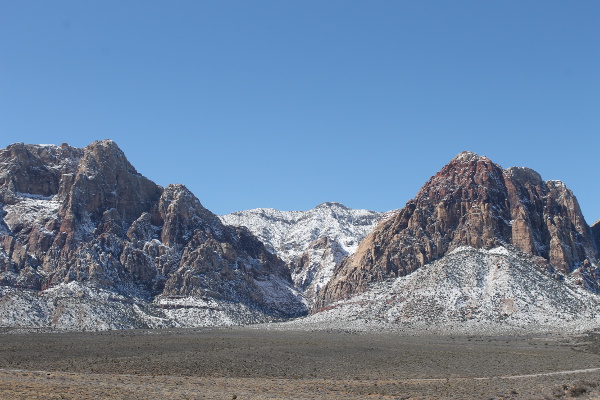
[1,1,599,222]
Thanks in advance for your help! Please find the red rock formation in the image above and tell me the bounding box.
[0,140,304,317]
[315,151,598,310]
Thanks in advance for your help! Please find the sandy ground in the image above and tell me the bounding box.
[1,327,600,399]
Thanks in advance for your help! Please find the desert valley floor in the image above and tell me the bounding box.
[1,327,600,399]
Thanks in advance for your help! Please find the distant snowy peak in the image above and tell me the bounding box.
[220,203,389,306]
[219,208,303,255]
[220,202,386,261]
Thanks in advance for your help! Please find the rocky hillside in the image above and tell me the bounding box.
[220,203,388,305]
[316,151,600,311]
[0,141,306,330]
[296,246,600,334]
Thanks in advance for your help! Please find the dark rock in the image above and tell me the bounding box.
[58,140,163,239]
[0,143,83,204]
[592,220,600,254]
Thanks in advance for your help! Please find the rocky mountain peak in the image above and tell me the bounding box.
[0,140,305,329]
[315,202,349,210]
[57,140,162,238]
[416,151,505,206]
[79,139,139,176]
[450,150,488,163]
[315,152,599,310]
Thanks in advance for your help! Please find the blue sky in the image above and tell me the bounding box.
[1,1,599,222]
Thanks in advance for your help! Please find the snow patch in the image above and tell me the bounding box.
[489,246,511,256]
[3,196,60,231]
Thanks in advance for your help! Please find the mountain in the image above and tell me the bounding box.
[315,151,600,316]
[0,141,306,330]
[3,144,599,332]
[220,203,389,306]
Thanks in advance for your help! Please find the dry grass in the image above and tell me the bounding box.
[1,327,600,399]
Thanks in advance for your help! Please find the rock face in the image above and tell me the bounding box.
[315,151,599,310]
[220,203,387,306]
[0,141,305,330]
[0,142,84,204]
[593,221,600,254]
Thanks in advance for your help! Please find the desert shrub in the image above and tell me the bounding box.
[568,384,587,397]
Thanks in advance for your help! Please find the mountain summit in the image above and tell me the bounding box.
[315,151,599,310]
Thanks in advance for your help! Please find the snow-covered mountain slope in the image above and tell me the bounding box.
[221,202,386,260]
[0,282,278,331]
[220,203,391,305]
[292,246,600,334]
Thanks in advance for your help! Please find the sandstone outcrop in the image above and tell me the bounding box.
[315,151,599,310]
[0,140,305,321]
